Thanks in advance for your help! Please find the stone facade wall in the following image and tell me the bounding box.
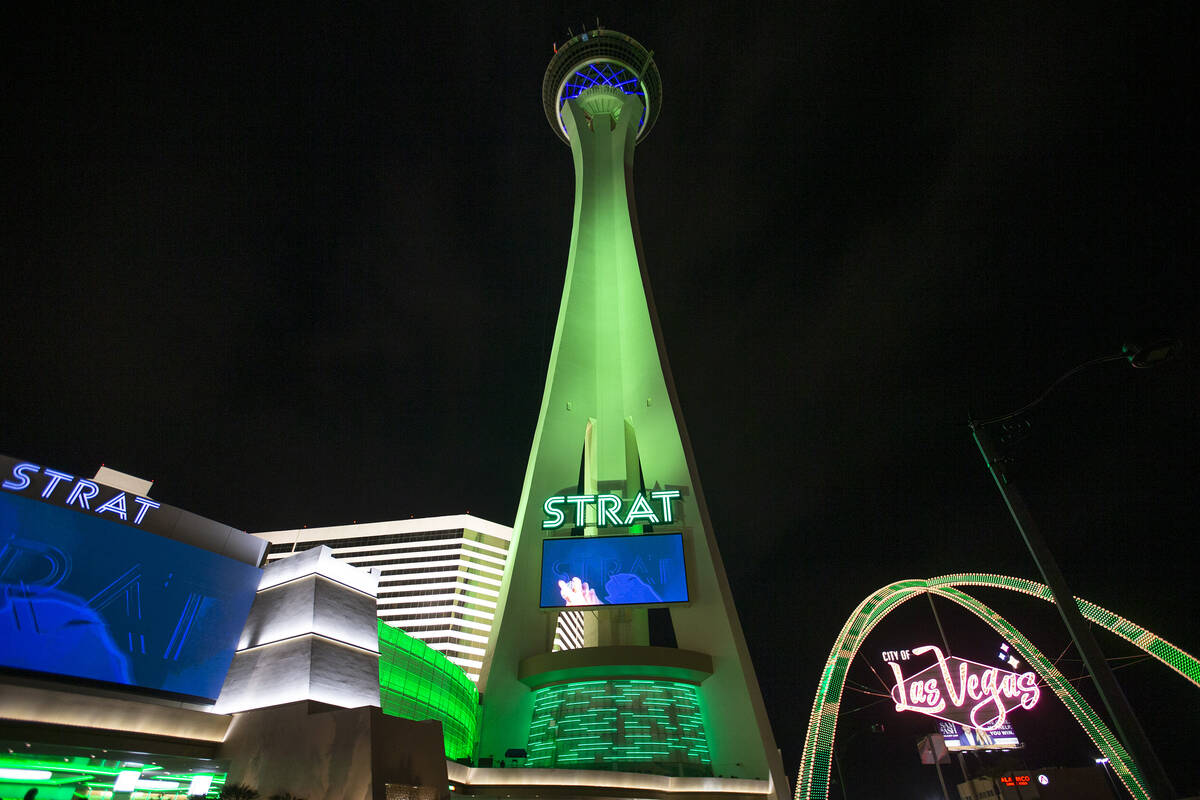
[219,701,447,800]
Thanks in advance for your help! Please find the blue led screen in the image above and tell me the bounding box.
[0,491,260,700]
[540,532,688,608]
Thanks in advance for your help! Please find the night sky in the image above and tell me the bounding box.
[4,4,1197,798]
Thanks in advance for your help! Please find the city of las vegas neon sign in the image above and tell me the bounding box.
[542,490,681,529]
[886,645,1041,730]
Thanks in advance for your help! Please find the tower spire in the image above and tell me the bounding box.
[478,30,787,798]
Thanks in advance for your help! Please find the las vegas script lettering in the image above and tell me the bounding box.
[887,645,1040,730]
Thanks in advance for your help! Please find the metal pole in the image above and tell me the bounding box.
[1099,759,1123,799]
[934,756,951,800]
[833,745,848,800]
[971,422,1175,800]
[927,592,971,786]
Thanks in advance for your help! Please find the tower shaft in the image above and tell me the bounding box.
[478,53,787,798]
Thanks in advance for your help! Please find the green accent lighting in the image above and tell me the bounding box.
[794,573,1200,800]
[0,754,225,800]
[478,28,788,795]
[526,679,711,776]
[377,620,479,759]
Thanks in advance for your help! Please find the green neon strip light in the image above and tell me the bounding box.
[794,573,1200,800]
[926,573,1200,687]
[377,619,479,759]
[0,756,226,798]
[526,679,711,775]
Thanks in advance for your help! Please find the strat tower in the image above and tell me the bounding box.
[477,29,788,799]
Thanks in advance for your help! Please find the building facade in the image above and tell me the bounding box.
[254,515,511,683]
[0,456,463,800]
[956,767,1117,800]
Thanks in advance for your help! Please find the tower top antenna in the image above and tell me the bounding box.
[541,28,662,145]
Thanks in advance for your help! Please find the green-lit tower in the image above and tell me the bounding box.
[477,29,788,798]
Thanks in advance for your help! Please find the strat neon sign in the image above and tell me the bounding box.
[542,490,681,529]
[886,645,1040,730]
[2,461,161,525]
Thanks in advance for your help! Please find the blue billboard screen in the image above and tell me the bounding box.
[0,490,260,700]
[540,532,688,608]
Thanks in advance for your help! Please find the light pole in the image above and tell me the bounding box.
[969,339,1180,800]
[1098,757,1123,798]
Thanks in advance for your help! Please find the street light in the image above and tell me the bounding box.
[968,339,1181,800]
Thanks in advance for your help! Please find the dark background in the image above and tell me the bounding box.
[4,3,1196,797]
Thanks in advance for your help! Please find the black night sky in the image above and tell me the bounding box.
[4,4,1197,798]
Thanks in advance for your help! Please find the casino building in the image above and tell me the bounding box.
[253,516,512,684]
[0,457,453,800]
[1,25,786,800]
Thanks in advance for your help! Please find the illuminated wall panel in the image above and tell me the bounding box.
[213,546,381,714]
[526,680,711,776]
[378,620,479,759]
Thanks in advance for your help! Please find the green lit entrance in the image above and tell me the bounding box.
[0,744,226,800]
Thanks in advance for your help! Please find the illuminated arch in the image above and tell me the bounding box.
[794,573,1200,800]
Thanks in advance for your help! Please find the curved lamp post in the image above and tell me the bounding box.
[969,339,1181,800]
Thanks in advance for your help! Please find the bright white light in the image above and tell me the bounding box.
[1095,757,1110,765]
[135,780,180,790]
[0,769,53,780]
[444,762,770,794]
[114,770,140,791]
[189,776,213,795]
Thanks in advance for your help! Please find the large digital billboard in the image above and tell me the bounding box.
[540,532,688,608]
[0,490,260,700]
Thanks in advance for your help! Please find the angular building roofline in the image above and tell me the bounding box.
[252,513,513,544]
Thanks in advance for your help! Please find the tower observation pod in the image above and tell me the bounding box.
[475,29,788,799]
